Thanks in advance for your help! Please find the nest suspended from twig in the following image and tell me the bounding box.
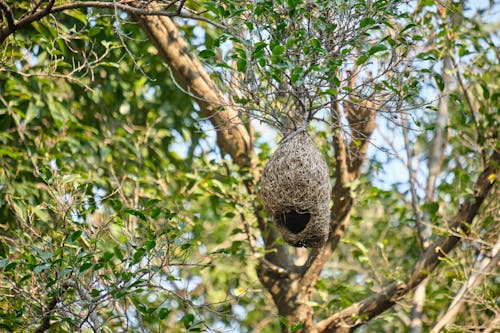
[259,131,331,248]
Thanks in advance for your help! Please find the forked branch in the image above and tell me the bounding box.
[300,88,378,291]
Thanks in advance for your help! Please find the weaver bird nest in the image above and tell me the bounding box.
[259,131,331,248]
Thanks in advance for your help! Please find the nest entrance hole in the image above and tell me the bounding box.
[276,209,311,234]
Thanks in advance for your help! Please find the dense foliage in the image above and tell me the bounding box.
[0,1,498,332]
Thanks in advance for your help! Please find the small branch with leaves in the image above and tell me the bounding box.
[317,150,499,332]
[0,0,226,45]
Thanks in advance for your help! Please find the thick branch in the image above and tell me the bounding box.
[0,0,55,44]
[345,67,377,177]
[317,151,499,333]
[300,89,377,289]
[134,9,256,171]
[402,113,426,249]
[0,1,15,29]
[34,296,58,333]
[130,1,296,276]
[409,278,429,333]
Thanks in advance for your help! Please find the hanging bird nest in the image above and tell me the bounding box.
[259,130,331,248]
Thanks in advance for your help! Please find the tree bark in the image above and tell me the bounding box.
[133,6,256,171]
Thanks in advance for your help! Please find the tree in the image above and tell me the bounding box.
[0,1,498,332]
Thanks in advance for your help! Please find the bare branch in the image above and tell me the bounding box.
[401,112,426,250]
[409,278,429,333]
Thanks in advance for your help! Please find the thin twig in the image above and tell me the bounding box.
[401,112,425,250]
[61,280,102,333]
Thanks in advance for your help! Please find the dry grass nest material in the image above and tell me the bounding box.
[259,131,331,248]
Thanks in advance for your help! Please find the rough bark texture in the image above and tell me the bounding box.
[133,7,256,171]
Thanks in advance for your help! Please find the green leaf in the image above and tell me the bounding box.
[159,308,171,320]
[401,23,417,33]
[145,240,156,251]
[480,83,490,100]
[0,242,9,258]
[70,230,82,242]
[113,246,124,261]
[422,202,439,216]
[331,76,340,87]
[25,102,40,126]
[324,88,337,96]
[368,44,388,55]
[0,147,20,159]
[98,62,120,68]
[79,262,93,272]
[63,9,88,24]
[199,49,216,58]
[310,39,323,51]
[5,262,17,272]
[88,27,102,37]
[356,54,369,65]
[133,248,146,264]
[34,263,51,274]
[151,207,162,219]
[433,73,444,91]
[236,58,247,72]
[360,18,376,28]
[271,45,285,56]
[253,41,267,53]
[124,209,147,221]
[458,46,470,57]
[183,313,195,329]
[110,199,123,211]
[145,199,161,207]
